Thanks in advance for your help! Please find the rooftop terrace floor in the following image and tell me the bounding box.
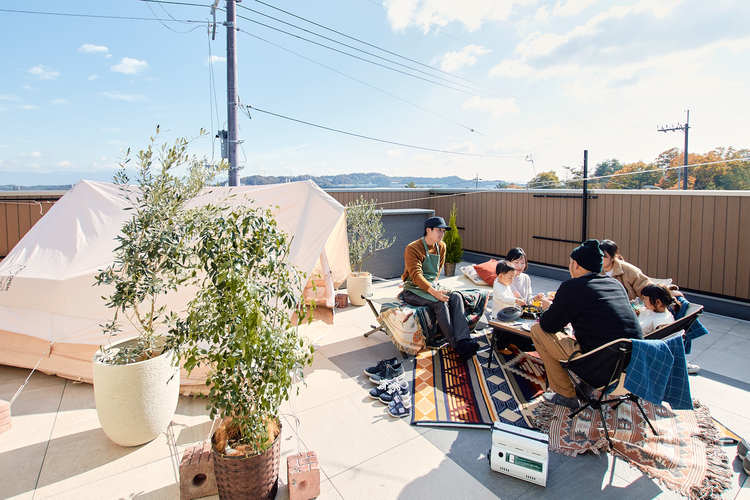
[1,270,749,499]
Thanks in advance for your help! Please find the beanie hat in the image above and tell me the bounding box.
[570,239,603,273]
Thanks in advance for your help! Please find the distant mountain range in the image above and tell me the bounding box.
[240,172,509,189]
[0,172,511,192]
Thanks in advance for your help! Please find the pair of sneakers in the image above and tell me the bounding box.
[364,358,404,384]
[368,375,409,405]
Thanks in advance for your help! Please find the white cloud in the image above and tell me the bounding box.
[28,65,60,80]
[384,0,537,33]
[208,55,226,64]
[111,57,148,74]
[57,160,72,167]
[551,0,597,17]
[438,45,491,72]
[100,91,146,102]
[78,43,109,55]
[462,96,519,117]
[20,104,39,110]
[88,74,99,81]
[51,98,68,105]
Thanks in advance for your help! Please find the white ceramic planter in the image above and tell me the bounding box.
[93,338,180,447]
[347,272,373,306]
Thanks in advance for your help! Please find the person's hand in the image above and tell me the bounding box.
[533,292,545,301]
[540,296,552,310]
[430,288,449,302]
[515,298,526,307]
[672,290,684,297]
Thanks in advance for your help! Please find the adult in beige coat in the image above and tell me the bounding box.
[599,240,651,300]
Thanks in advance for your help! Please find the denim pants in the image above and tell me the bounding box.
[401,290,471,347]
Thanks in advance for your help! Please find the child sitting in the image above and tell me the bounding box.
[639,284,676,335]
[492,260,524,313]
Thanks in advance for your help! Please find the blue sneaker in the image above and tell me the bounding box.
[368,363,404,384]
[378,378,409,404]
[363,357,399,377]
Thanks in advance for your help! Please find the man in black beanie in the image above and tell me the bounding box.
[529,239,642,408]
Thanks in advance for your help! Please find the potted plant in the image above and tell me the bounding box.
[93,129,221,446]
[443,203,463,276]
[345,196,395,306]
[168,203,314,499]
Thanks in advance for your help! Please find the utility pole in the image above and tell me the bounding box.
[657,110,690,190]
[473,173,481,190]
[225,0,240,186]
[582,150,588,242]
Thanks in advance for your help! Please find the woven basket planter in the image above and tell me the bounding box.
[212,424,282,500]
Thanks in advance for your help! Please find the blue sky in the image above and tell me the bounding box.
[1,0,748,186]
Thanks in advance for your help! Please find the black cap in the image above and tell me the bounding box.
[424,216,450,230]
[570,239,604,273]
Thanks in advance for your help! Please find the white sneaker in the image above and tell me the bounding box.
[686,362,700,375]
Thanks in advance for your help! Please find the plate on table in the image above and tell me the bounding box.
[521,323,532,332]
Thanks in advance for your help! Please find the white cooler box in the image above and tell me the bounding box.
[490,421,549,487]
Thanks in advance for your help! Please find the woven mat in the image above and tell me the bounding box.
[410,334,533,429]
[532,399,732,499]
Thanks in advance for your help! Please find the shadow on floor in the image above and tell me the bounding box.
[0,427,140,498]
[405,427,665,499]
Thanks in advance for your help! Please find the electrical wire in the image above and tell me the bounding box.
[234,22,472,94]
[236,4,476,91]
[143,1,204,33]
[247,0,476,85]
[239,29,481,135]
[243,104,523,159]
[0,7,207,24]
[207,23,221,162]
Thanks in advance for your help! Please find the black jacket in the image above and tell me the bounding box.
[540,273,643,354]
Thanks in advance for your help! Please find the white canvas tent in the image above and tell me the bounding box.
[0,180,350,393]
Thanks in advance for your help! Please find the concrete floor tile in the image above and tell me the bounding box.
[700,313,741,333]
[279,354,365,415]
[419,426,535,499]
[34,455,179,500]
[330,433,500,500]
[0,366,66,400]
[693,334,750,381]
[288,389,430,479]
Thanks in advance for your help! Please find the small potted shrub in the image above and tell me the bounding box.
[443,203,463,276]
[93,129,221,446]
[345,196,394,306]
[168,203,314,499]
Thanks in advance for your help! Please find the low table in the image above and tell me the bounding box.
[486,318,547,389]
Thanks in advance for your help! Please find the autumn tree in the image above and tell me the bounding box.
[594,159,622,187]
[527,170,560,189]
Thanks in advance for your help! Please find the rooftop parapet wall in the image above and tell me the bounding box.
[3,188,750,301]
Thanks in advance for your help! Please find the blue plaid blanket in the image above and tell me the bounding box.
[673,296,709,354]
[625,336,692,410]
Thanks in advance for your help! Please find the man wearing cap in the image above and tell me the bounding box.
[530,239,643,408]
[401,216,480,360]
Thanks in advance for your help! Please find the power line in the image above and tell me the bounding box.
[239,29,481,135]
[248,0,476,86]
[235,24,471,94]
[143,1,204,33]
[242,104,523,159]
[237,3,476,91]
[0,7,206,24]
[528,156,750,189]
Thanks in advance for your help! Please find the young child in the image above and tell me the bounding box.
[639,284,676,335]
[492,260,524,313]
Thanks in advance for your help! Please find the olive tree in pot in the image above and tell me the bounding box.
[167,204,314,499]
[345,197,394,306]
[443,203,463,277]
[93,130,221,447]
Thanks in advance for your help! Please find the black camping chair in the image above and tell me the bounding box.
[559,330,686,449]
[644,302,703,340]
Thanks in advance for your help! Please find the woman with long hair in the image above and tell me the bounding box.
[599,239,651,300]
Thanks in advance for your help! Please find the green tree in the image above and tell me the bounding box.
[527,170,560,189]
[443,203,463,264]
[404,181,417,188]
[594,159,622,186]
[606,162,661,189]
[495,180,509,189]
[346,197,395,272]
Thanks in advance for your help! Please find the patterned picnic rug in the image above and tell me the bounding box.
[532,399,732,499]
[410,334,533,429]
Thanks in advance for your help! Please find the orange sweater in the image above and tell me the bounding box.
[401,238,446,292]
